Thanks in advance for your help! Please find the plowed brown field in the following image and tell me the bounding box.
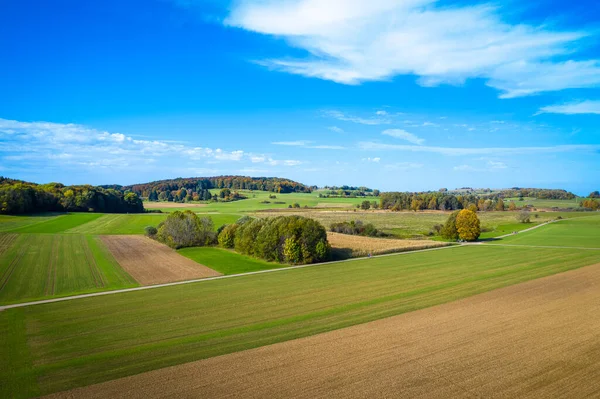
[45,262,600,399]
[100,236,221,285]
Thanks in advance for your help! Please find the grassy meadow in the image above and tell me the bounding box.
[178,246,284,274]
[2,242,600,397]
[498,214,600,248]
[0,234,138,304]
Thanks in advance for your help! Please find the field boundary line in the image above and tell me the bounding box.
[480,243,600,251]
[0,243,459,311]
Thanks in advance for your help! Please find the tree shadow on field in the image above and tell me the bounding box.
[330,247,354,261]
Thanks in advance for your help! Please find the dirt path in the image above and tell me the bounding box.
[45,262,600,399]
[101,236,221,285]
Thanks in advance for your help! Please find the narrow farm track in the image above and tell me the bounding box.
[0,244,458,311]
[44,262,600,399]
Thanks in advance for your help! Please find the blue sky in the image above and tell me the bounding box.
[0,0,599,194]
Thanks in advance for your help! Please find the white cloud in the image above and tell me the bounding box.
[454,160,507,172]
[382,129,425,145]
[324,110,390,125]
[362,157,381,163]
[537,100,600,115]
[272,140,312,146]
[376,110,388,116]
[272,139,345,150]
[225,0,599,97]
[360,141,600,156]
[0,118,296,174]
[328,126,344,133]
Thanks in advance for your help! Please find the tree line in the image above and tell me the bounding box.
[0,177,143,215]
[123,176,312,199]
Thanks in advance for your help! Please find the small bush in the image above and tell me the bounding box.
[144,226,158,237]
[517,211,531,223]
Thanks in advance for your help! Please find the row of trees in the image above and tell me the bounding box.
[380,192,482,211]
[219,216,330,264]
[0,178,143,215]
[126,176,312,198]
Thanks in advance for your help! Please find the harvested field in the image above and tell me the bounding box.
[46,262,600,399]
[328,231,449,258]
[101,236,221,285]
[314,202,354,208]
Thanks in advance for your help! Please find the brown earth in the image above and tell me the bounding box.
[328,231,448,257]
[100,236,221,285]
[46,262,600,399]
[144,202,207,208]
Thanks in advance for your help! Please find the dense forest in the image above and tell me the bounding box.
[124,176,312,200]
[0,177,143,215]
[495,188,576,200]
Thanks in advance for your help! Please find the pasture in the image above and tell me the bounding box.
[2,243,600,397]
[144,190,369,213]
[498,214,600,248]
[0,215,58,232]
[0,234,137,304]
[178,246,282,274]
[5,213,104,234]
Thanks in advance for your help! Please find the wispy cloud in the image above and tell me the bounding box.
[328,126,344,133]
[225,0,599,98]
[359,141,600,156]
[382,129,425,145]
[362,157,381,163]
[537,100,600,115]
[454,160,507,172]
[272,139,346,150]
[0,118,301,176]
[324,110,391,125]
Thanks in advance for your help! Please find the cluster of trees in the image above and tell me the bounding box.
[0,177,143,215]
[497,188,576,200]
[590,191,600,198]
[440,210,481,241]
[582,199,600,210]
[148,211,216,248]
[380,192,481,211]
[126,176,312,199]
[218,215,330,264]
[357,200,379,210]
[319,186,380,198]
[330,220,382,237]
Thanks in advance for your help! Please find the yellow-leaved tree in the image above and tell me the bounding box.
[455,209,481,241]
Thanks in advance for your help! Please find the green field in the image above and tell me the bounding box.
[498,215,600,248]
[145,190,369,213]
[4,213,104,234]
[179,246,284,274]
[0,215,59,232]
[503,197,584,209]
[0,234,138,304]
[2,242,600,397]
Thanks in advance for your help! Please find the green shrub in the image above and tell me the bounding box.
[144,226,158,237]
[156,211,216,249]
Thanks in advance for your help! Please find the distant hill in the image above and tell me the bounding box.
[123,176,312,199]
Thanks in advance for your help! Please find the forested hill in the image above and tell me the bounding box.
[0,178,143,215]
[123,176,312,198]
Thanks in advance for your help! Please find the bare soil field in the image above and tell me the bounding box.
[46,262,600,399]
[144,202,207,208]
[100,236,221,285]
[328,231,449,257]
